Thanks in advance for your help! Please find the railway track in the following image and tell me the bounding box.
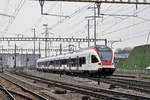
[69,72,150,94]
[0,84,16,100]
[0,84,40,100]
[108,77,150,87]
[7,71,150,100]
[113,74,150,80]
[113,74,136,78]
[0,73,48,100]
[88,76,150,94]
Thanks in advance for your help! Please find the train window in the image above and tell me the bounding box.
[46,61,49,66]
[91,55,99,63]
[44,62,47,67]
[50,61,54,65]
[47,61,50,66]
[79,57,86,66]
[54,60,57,66]
[38,63,40,67]
[42,62,44,66]
[55,60,57,66]
[71,58,78,67]
[61,59,67,65]
[39,62,42,67]
[82,57,86,64]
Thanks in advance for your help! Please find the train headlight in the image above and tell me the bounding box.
[98,63,101,65]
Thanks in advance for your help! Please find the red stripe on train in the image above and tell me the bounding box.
[102,61,112,65]
[89,48,113,66]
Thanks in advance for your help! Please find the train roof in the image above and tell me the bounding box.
[37,45,110,63]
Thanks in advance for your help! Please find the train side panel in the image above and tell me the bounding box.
[36,46,115,76]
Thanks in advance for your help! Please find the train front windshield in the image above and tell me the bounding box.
[96,46,112,61]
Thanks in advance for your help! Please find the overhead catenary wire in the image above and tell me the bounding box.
[4,0,27,32]
[101,6,148,34]
[101,6,150,36]
[122,33,148,42]
[49,4,93,29]
[102,18,150,36]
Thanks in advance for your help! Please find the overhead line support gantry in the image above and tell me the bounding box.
[41,0,150,5]
[0,37,107,44]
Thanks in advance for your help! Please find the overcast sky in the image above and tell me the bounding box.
[0,0,150,56]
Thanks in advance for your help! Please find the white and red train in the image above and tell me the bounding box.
[36,45,115,76]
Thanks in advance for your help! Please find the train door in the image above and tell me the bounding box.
[68,57,71,71]
[85,54,91,70]
[76,56,79,71]
[91,55,99,70]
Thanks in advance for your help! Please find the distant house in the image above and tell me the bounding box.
[115,53,130,59]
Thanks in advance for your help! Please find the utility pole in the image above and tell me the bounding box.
[146,30,150,44]
[105,39,107,46]
[94,4,96,47]
[78,42,80,49]
[33,28,36,67]
[26,51,28,68]
[87,3,101,47]
[1,45,3,72]
[48,42,50,56]
[39,41,41,58]
[60,43,62,54]
[39,0,45,14]
[88,19,90,47]
[14,44,16,68]
[21,48,23,67]
[43,24,48,57]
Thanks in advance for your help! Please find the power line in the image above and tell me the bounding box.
[0,13,15,18]
[102,19,150,36]
[4,0,27,32]
[101,6,150,36]
[101,6,150,35]
[146,30,150,44]
[94,6,137,34]
[122,33,148,41]
[99,6,148,31]
[50,4,92,29]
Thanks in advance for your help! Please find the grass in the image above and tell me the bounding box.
[123,44,150,69]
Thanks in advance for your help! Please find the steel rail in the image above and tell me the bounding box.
[7,89,37,100]
[113,74,150,80]
[0,85,42,100]
[89,77,150,94]
[0,75,48,100]
[5,71,120,100]
[0,85,16,100]
[113,74,136,78]
[10,71,150,100]
[109,77,150,87]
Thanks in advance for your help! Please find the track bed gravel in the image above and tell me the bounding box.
[23,69,150,98]
[4,71,93,100]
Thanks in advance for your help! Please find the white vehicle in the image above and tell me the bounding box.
[36,45,115,76]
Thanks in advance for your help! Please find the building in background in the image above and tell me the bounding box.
[0,53,40,68]
[115,53,130,59]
